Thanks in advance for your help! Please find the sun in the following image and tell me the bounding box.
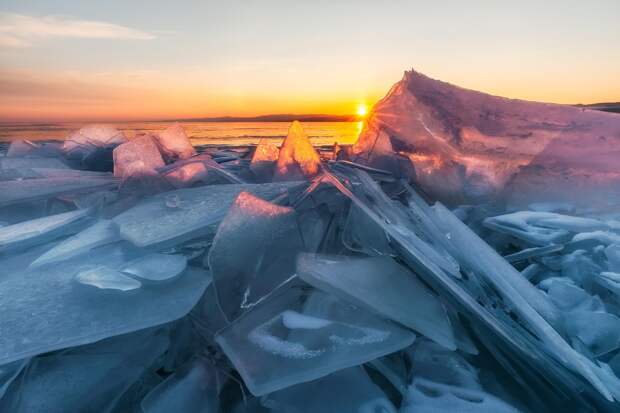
[356,103,368,117]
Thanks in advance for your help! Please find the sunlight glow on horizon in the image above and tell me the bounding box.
[0,1,618,122]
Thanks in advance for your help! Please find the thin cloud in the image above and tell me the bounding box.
[0,13,155,47]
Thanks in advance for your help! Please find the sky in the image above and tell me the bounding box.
[0,0,618,122]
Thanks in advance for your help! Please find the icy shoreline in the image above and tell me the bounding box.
[0,113,619,411]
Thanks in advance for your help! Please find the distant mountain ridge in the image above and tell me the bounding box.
[168,114,360,123]
[575,102,620,113]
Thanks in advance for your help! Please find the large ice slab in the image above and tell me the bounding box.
[297,253,456,349]
[351,69,620,206]
[113,182,303,249]
[208,191,303,321]
[0,328,169,413]
[0,208,92,253]
[215,285,415,396]
[274,121,321,181]
[0,244,211,365]
[154,123,196,162]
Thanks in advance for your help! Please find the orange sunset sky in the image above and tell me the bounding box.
[1,0,619,122]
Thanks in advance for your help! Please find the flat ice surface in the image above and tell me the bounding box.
[0,244,211,365]
[114,182,302,248]
[297,253,456,349]
[121,253,187,282]
[0,208,91,252]
[215,286,415,396]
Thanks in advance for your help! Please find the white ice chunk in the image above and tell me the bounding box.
[250,138,279,179]
[62,124,127,156]
[75,265,142,291]
[121,253,187,283]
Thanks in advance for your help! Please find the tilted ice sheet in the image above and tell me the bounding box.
[297,253,456,349]
[0,176,118,207]
[0,244,211,365]
[215,285,415,396]
[0,328,169,413]
[208,191,304,321]
[0,207,92,252]
[121,253,187,283]
[113,182,304,249]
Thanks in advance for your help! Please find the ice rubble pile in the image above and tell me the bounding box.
[1,118,620,413]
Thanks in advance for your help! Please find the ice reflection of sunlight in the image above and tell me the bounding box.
[356,121,363,135]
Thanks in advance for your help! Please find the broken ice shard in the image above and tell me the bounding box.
[113,133,165,178]
[0,208,92,253]
[274,121,321,181]
[262,367,397,413]
[140,358,220,413]
[215,285,415,396]
[114,182,302,249]
[250,138,280,179]
[297,253,455,349]
[29,219,120,268]
[0,244,211,365]
[75,265,142,291]
[154,123,196,163]
[0,328,169,413]
[208,191,303,321]
[351,69,620,206]
[121,253,187,283]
